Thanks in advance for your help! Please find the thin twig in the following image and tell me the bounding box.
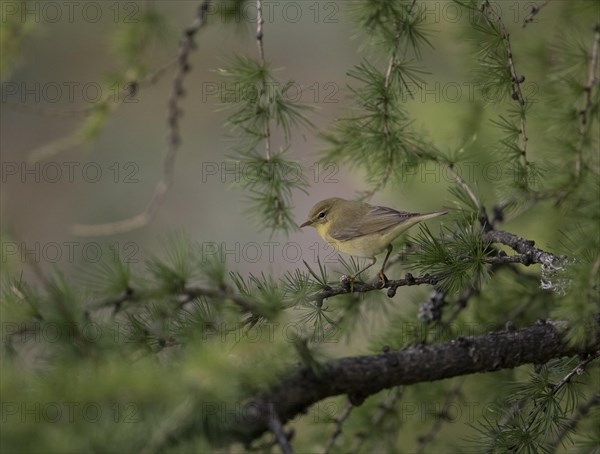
[71,1,211,236]
[256,0,266,65]
[362,1,418,200]
[23,58,179,162]
[88,283,264,317]
[483,229,563,267]
[441,261,540,333]
[524,24,599,205]
[315,231,561,307]
[521,351,600,434]
[267,403,294,454]
[408,0,418,14]
[442,286,480,328]
[255,0,271,161]
[480,254,537,264]
[349,387,402,454]
[311,228,563,311]
[415,377,466,454]
[498,398,526,427]
[522,0,551,28]
[361,45,398,201]
[323,400,354,454]
[9,58,177,119]
[548,393,600,453]
[481,0,529,167]
[549,352,600,397]
[314,273,441,307]
[447,163,481,209]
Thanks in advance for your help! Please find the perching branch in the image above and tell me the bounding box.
[71,1,211,236]
[314,274,441,307]
[228,316,600,444]
[314,228,561,307]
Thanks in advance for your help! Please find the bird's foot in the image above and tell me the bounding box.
[377,270,389,288]
[349,275,356,292]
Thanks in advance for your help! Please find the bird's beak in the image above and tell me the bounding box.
[299,220,312,228]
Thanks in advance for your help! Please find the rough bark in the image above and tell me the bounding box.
[229,318,599,444]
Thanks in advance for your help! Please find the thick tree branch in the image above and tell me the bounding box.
[228,317,600,444]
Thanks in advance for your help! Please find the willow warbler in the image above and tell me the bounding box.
[300,197,448,284]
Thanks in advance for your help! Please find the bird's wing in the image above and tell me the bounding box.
[329,205,418,241]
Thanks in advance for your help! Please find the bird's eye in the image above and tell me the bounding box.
[318,211,326,219]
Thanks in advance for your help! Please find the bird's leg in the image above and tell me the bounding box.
[377,244,393,286]
[349,257,377,291]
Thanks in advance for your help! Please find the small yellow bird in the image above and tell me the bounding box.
[300,197,448,284]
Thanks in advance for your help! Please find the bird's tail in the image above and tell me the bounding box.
[394,210,449,233]
[417,210,449,221]
[406,210,448,227]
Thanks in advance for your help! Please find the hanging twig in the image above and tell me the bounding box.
[71,1,211,236]
[481,0,529,168]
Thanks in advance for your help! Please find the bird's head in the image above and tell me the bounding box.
[299,198,344,234]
